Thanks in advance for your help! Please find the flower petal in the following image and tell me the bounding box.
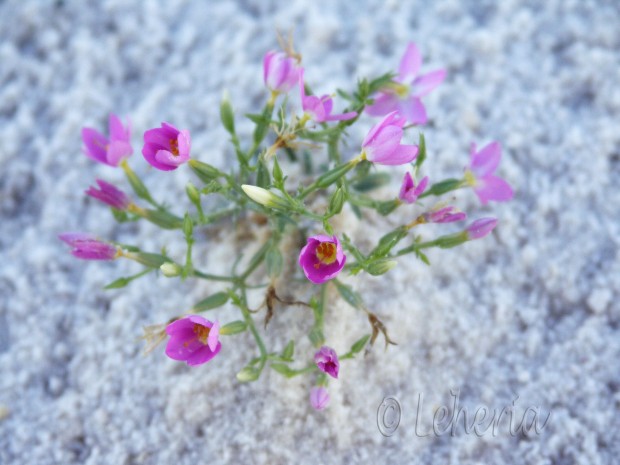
[398,42,422,83]
[365,93,399,117]
[475,175,513,204]
[411,69,446,97]
[470,141,501,178]
[398,97,427,125]
[371,144,418,166]
[82,128,108,164]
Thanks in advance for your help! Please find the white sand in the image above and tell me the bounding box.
[1,0,619,464]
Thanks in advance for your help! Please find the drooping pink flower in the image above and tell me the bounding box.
[81,114,133,166]
[361,111,418,165]
[423,205,466,223]
[309,386,330,410]
[142,122,191,171]
[299,234,346,284]
[58,232,119,260]
[466,217,498,239]
[85,179,130,210]
[314,346,340,379]
[165,315,221,367]
[263,51,300,94]
[399,172,428,203]
[366,42,446,125]
[465,142,513,205]
[299,69,357,123]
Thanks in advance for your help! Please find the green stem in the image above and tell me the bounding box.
[192,270,237,282]
[239,286,268,364]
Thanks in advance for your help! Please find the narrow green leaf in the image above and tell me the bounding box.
[351,334,370,354]
[192,292,230,312]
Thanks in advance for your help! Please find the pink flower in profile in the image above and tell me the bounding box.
[423,206,466,223]
[82,114,133,166]
[299,69,357,123]
[314,346,339,379]
[361,111,418,165]
[165,315,221,367]
[142,122,191,171]
[299,235,346,284]
[399,172,428,203]
[263,51,300,94]
[309,386,329,410]
[85,180,130,210]
[466,217,498,239]
[366,42,446,125]
[58,232,119,260]
[465,142,513,205]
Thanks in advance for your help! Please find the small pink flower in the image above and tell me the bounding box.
[361,112,418,165]
[263,51,300,94]
[366,42,446,125]
[85,179,130,210]
[142,122,191,171]
[465,142,513,205]
[309,386,330,410]
[466,217,498,239]
[299,69,357,123]
[298,235,346,284]
[58,232,119,260]
[424,206,466,223]
[165,315,221,367]
[399,172,428,203]
[314,346,339,379]
[82,114,133,166]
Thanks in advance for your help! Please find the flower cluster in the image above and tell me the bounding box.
[60,39,512,411]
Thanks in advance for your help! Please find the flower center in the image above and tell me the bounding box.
[193,323,211,344]
[386,81,410,99]
[463,169,477,187]
[315,242,337,267]
[169,138,179,156]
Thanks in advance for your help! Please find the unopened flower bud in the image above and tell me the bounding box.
[160,262,182,277]
[241,185,291,210]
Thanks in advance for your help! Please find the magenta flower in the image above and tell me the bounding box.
[466,218,498,239]
[399,172,428,203]
[142,122,191,171]
[310,386,330,410]
[465,142,513,205]
[85,179,130,210]
[424,206,466,223]
[361,111,418,165]
[366,42,446,125]
[299,69,357,123]
[58,232,119,260]
[165,315,221,367]
[263,51,300,94]
[299,234,346,284]
[82,114,133,166]
[314,346,340,379]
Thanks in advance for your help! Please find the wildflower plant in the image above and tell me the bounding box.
[61,39,512,410]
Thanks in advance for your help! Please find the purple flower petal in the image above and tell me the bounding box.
[475,175,514,204]
[108,113,130,142]
[398,42,422,83]
[371,144,418,166]
[470,141,501,178]
[411,69,447,97]
[398,97,427,125]
[467,218,498,239]
[365,92,399,117]
[81,128,109,164]
[310,387,330,410]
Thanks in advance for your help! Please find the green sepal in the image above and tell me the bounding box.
[220,320,247,335]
